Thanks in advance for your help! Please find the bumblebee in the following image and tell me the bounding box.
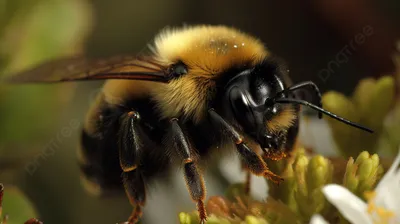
[5,25,372,223]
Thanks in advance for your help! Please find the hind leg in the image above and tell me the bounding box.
[79,104,149,223]
[243,168,251,195]
[122,170,146,223]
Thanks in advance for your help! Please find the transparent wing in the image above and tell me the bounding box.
[3,55,170,83]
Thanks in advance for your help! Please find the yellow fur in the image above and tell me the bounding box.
[103,80,158,105]
[84,80,159,134]
[266,106,297,133]
[102,25,269,122]
[153,25,268,75]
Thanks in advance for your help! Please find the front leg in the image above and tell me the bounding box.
[169,118,207,223]
[208,109,283,184]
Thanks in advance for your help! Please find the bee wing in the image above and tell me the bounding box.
[3,55,170,83]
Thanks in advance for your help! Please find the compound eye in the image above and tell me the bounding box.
[169,62,188,78]
[229,87,256,130]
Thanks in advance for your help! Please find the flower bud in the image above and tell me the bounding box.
[293,155,333,222]
[364,76,395,129]
[343,151,383,198]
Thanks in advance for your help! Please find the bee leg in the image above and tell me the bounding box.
[169,118,207,223]
[119,111,146,224]
[119,111,142,173]
[239,162,252,195]
[208,109,283,185]
[122,170,145,224]
[244,169,251,195]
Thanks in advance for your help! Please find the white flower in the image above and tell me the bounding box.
[311,149,400,224]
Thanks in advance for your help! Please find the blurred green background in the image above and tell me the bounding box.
[0,0,399,223]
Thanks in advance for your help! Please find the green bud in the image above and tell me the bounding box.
[355,151,369,163]
[321,76,395,157]
[267,149,297,210]
[245,215,269,224]
[343,151,383,198]
[179,212,192,224]
[307,156,332,191]
[344,158,359,193]
[293,155,309,196]
[357,158,373,181]
[293,154,333,222]
[322,92,361,157]
[364,76,395,129]
[322,91,359,128]
[352,78,376,114]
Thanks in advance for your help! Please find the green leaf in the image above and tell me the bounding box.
[0,0,93,148]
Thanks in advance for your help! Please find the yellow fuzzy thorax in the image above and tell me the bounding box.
[150,25,269,122]
[153,25,268,76]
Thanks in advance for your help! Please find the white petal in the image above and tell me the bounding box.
[374,178,400,215]
[322,184,373,224]
[310,214,329,224]
[374,148,400,216]
[376,148,400,193]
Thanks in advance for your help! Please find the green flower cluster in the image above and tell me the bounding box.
[322,76,396,157]
[179,150,383,224]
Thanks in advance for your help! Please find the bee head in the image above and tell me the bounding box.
[221,60,373,151]
[222,61,297,151]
